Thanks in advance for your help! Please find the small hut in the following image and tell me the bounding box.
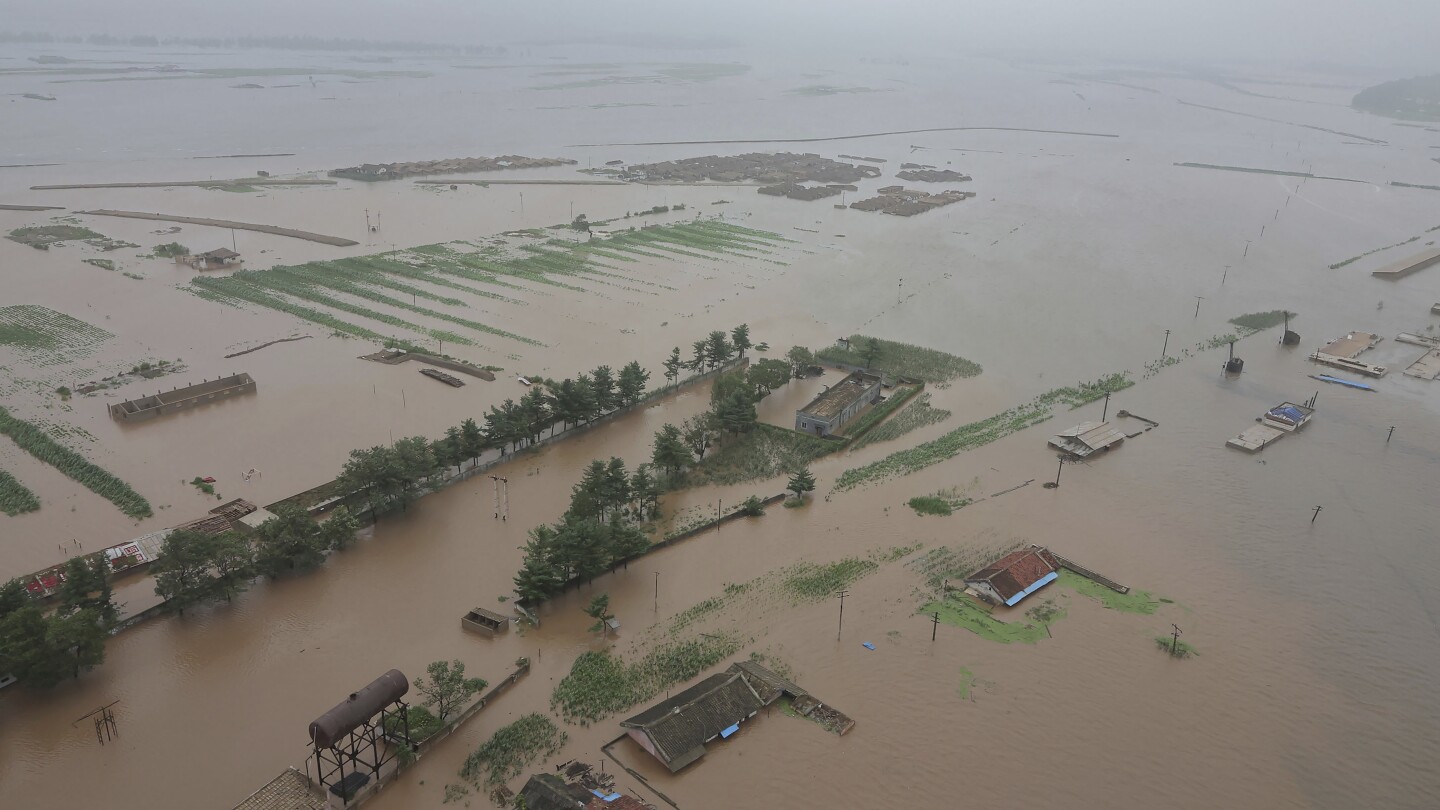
[201,248,241,269]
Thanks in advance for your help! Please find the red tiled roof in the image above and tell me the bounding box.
[966,547,1058,602]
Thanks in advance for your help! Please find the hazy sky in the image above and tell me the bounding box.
[4,0,1438,72]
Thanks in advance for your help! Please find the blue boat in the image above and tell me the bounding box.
[1309,374,1376,391]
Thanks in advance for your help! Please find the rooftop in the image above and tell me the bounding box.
[204,248,240,259]
[798,372,879,421]
[966,547,1060,604]
[620,667,770,772]
[230,768,324,810]
[518,773,592,810]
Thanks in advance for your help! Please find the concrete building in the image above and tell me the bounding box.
[794,371,882,436]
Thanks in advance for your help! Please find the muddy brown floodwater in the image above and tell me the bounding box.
[2,44,1439,810]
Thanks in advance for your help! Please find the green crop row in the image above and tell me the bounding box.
[550,634,741,726]
[0,468,41,515]
[0,405,151,518]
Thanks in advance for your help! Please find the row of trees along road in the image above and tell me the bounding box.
[0,557,114,687]
[1,327,757,685]
[512,455,659,603]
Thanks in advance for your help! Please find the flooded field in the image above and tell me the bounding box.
[2,42,1439,810]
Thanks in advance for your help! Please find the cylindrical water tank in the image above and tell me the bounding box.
[308,669,409,749]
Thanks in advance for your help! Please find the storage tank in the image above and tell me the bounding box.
[308,669,409,749]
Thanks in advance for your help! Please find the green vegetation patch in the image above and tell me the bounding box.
[0,405,151,518]
[1155,636,1198,658]
[1057,570,1159,614]
[550,634,741,725]
[907,491,971,516]
[781,555,883,600]
[957,666,976,699]
[1228,310,1292,332]
[836,373,1133,490]
[921,595,1053,644]
[459,713,567,786]
[0,305,113,365]
[383,705,444,743]
[6,224,103,249]
[685,423,836,487]
[840,384,919,439]
[188,220,788,349]
[851,392,951,449]
[817,335,982,383]
[0,468,41,515]
[83,258,116,271]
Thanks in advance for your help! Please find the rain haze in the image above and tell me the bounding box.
[2,2,1439,810]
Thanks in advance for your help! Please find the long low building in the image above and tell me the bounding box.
[794,371,882,436]
[110,372,256,422]
[1048,421,1125,457]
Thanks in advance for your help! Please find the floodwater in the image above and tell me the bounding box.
[2,43,1439,809]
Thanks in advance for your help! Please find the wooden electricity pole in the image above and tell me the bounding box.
[836,590,849,642]
[931,611,940,642]
[1170,624,1182,656]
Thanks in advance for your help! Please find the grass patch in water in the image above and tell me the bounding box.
[817,335,981,383]
[1155,636,1198,658]
[957,666,975,699]
[850,391,949,449]
[0,469,41,515]
[1228,310,1293,332]
[550,634,741,725]
[836,374,1133,490]
[1058,569,1159,613]
[459,713,567,786]
[921,595,1053,644]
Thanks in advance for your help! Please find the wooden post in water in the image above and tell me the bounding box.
[1170,624,1182,656]
[1311,505,1323,524]
[1387,426,1395,443]
[1102,392,1110,422]
[1161,329,1171,359]
[836,590,848,642]
[931,611,940,642]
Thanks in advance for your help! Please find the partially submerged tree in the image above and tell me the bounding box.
[254,504,327,576]
[58,555,116,626]
[319,505,361,551]
[787,466,817,501]
[414,659,487,722]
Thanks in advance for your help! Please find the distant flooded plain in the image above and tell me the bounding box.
[1,44,1439,809]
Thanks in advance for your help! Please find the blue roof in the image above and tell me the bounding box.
[720,723,740,739]
[1003,570,1058,606]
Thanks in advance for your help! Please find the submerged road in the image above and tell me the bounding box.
[568,126,1121,147]
[74,209,359,246]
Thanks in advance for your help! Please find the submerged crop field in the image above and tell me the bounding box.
[0,405,151,518]
[188,220,786,352]
[0,468,41,516]
[0,305,114,366]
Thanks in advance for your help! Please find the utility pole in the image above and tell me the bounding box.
[931,611,940,642]
[1101,392,1110,422]
[1161,329,1171,359]
[1170,624,1182,656]
[1387,426,1395,443]
[490,476,508,520]
[1222,264,1230,285]
[654,572,659,612]
[74,701,120,745]
[1311,505,1322,524]
[1053,455,1064,487]
[1194,296,1205,318]
[898,277,903,303]
[836,590,848,641]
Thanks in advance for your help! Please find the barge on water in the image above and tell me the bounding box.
[1309,331,1387,378]
[1226,401,1315,452]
